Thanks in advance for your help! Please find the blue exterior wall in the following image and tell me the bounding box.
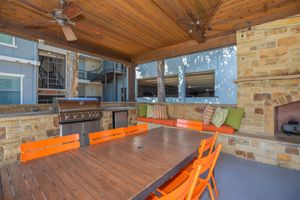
[0,61,37,104]
[136,46,237,104]
[0,33,38,104]
[102,61,127,102]
[0,36,37,60]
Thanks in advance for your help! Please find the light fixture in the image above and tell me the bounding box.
[247,21,252,32]
[189,28,193,33]
[38,39,45,44]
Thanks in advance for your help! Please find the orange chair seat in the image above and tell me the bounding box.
[137,117,177,127]
[202,124,235,134]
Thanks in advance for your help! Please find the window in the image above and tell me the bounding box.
[138,78,157,97]
[0,74,23,104]
[185,71,215,97]
[38,50,66,89]
[0,33,16,47]
[165,75,178,97]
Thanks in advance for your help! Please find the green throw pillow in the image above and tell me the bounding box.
[224,107,244,130]
[211,107,228,128]
[138,104,147,117]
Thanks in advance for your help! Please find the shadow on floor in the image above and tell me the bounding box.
[201,153,300,200]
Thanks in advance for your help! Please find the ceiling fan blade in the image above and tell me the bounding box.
[16,0,51,17]
[22,20,56,29]
[61,26,77,41]
[63,1,82,19]
[75,22,102,37]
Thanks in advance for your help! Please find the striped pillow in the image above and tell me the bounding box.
[160,105,168,119]
[153,105,168,119]
[202,105,215,125]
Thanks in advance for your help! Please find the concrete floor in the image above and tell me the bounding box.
[201,153,300,200]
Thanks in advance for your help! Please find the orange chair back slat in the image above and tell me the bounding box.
[157,160,202,200]
[198,132,218,157]
[176,119,203,131]
[124,124,148,136]
[191,144,222,200]
[20,134,80,162]
[89,128,125,145]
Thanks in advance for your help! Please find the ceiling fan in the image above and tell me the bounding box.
[18,0,102,42]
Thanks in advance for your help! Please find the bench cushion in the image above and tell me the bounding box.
[137,117,176,126]
[203,124,235,134]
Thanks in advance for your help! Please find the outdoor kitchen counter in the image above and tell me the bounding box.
[0,111,56,118]
[101,106,136,111]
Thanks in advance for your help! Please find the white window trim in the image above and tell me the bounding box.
[0,72,24,104]
[0,36,17,48]
[0,55,40,66]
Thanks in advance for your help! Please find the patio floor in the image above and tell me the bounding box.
[201,153,300,200]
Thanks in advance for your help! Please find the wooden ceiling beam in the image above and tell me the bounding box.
[0,20,131,64]
[202,0,223,31]
[151,0,205,43]
[131,33,236,64]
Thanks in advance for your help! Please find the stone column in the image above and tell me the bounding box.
[157,60,166,102]
[66,51,78,97]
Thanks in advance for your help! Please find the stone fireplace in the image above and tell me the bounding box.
[236,15,300,138]
[275,101,300,141]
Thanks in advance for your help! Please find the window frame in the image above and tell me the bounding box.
[0,72,24,104]
[185,70,216,98]
[0,34,17,48]
[38,50,67,90]
[164,74,179,98]
[137,77,158,98]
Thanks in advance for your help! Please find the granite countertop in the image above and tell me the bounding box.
[0,111,56,118]
[101,106,136,111]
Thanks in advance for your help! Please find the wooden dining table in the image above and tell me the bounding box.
[0,126,209,200]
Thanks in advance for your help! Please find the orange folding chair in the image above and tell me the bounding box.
[20,134,80,162]
[159,132,219,198]
[176,119,203,131]
[147,160,202,200]
[124,124,148,136]
[89,128,125,145]
[189,144,222,200]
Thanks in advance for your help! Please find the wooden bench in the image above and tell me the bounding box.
[89,128,125,145]
[20,134,80,162]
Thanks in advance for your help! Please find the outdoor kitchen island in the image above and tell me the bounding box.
[0,102,137,167]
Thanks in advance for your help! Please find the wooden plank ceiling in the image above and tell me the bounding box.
[0,0,299,64]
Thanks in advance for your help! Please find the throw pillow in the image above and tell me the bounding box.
[153,105,168,119]
[138,104,147,117]
[160,105,168,119]
[224,107,244,130]
[146,104,154,118]
[153,105,160,119]
[202,105,215,125]
[211,107,229,128]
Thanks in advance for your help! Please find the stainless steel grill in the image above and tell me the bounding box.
[54,98,102,146]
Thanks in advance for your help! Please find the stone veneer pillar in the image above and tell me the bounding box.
[66,52,79,97]
[236,15,300,135]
